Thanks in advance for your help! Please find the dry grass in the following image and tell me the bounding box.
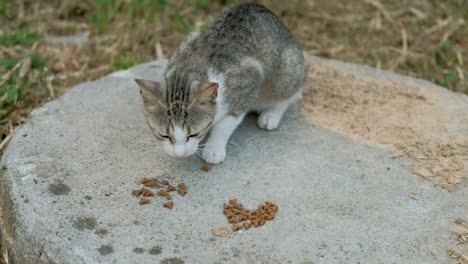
[448,218,468,264]
[0,0,466,154]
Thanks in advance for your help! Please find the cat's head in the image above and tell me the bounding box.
[135,78,218,158]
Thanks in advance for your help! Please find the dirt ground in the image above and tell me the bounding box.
[299,60,468,191]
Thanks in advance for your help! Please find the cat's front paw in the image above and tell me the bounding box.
[257,111,282,130]
[201,144,226,164]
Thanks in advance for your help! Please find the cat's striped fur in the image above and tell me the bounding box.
[136,3,305,163]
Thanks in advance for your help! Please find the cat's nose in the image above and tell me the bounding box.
[173,144,186,157]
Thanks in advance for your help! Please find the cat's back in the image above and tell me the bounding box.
[202,3,299,57]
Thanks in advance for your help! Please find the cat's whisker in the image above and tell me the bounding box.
[142,150,162,154]
[140,148,163,151]
[140,147,164,151]
[198,143,239,150]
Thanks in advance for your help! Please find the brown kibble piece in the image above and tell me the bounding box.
[258,204,266,211]
[201,164,211,172]
[259,218,266,226]
[239,214,248,221]
[251,219,260,227]
[131,189,142,196]
[140,177,152,184]
[228,217,239,224]
[232,224,242,232]
[242,222,252,229]
[166,184,176,192]
[157,189,167,196]
[139,198,150,205]
[226,212,235,219]
[141,188,154,197]
[177,183,186,189]
[163,201,174,209]
[177,188,187,196]
[265,214,275,220]
[270,204,278,212]
[223,203,232,210]
[228,199,238,206]
[143,179,157,187]
[165,193,172,200]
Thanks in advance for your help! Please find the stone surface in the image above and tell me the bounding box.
[0,56,466,264]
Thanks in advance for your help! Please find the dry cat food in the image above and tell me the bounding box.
[140,188,154,197]
[242,222,252,229]
[166,184,176,192]
[232,224,242,231]
[131,176,188,208]
[223,199,278,232]
[141,177,167,188]
[177,183,187,196]
[201,164,211,172]
[131,188,154,197]
[163,201,174,209]
[157,189,167,196]
[139,198,150,205]
[177,188,187,196]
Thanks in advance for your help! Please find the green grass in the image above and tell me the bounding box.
[0,30,38,46]
[112,58,135,70]
[0,57,19,70]
[0,0,15,19]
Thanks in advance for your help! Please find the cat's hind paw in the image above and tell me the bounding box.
[257,111,282,130]
[201,145,226,164]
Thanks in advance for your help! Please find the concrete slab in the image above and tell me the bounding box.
[0,57,466,264]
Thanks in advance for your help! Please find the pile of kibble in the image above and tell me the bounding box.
[223,199,278,232]
[131,177,187,209]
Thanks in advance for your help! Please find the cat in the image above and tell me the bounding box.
[135,3,305,164]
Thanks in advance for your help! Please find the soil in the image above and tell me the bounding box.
[298,61,468,191]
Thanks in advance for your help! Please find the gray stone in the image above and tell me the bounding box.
[44,32,90,46]
[0,56,466,264]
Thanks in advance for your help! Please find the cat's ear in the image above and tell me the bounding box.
[135,79,163,105]
[135,79,164,104]
[194,82,218,104]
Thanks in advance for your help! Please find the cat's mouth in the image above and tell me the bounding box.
[162,141,198,158]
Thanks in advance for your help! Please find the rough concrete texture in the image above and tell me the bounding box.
[0,56,466,264]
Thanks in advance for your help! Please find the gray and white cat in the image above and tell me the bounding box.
[135,3,305,164]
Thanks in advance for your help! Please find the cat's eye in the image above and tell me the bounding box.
[187,133,199,141]
[158,134,170,139]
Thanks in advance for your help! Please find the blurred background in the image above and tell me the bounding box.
[0,0,467,152]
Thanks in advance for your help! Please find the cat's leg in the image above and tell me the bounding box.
[257,47,305,131]
[257,101,290,130]
[202,113,246,164]
[257,88,303,130]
